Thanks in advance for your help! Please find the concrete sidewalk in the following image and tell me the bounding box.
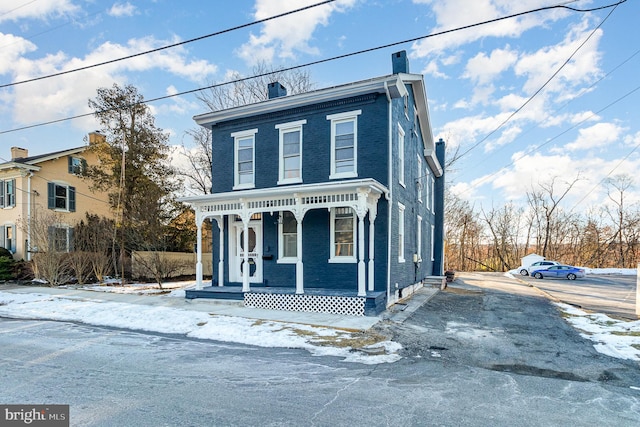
[0,284,440,331]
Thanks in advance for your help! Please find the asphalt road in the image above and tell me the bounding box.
[519,273,637,319]
[2,272,640,426]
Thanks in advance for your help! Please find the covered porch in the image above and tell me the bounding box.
[180,179,389,316]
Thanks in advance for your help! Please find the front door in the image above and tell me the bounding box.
[230,218,263,283]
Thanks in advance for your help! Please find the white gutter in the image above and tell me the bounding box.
[384,81,394,302]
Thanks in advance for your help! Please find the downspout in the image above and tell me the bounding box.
[384,81,393,305]
[27,172,33,261]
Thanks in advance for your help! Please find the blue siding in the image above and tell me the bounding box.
[206,83,436,294]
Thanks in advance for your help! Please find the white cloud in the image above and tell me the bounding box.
[411,0,569,60]
[108,2,137,18]
[237,0,357,65]
[562,122,625,152]
[7,36,217,128]
[514,18,603,96]
[463,47,518,85]
[0,0,79,23]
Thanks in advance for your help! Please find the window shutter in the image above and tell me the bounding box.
[0,181,4,208]
[69,186,76,212]
[0,226,5,249]
[81,159,87,174]
[68,156,73,173]
[47,182,55,209]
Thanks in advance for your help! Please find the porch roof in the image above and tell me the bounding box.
[180,178,389,221]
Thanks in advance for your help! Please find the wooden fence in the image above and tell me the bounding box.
[131,251,213,279]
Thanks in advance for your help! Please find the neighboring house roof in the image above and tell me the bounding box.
[0,146,87,172]
[194,73,443,177]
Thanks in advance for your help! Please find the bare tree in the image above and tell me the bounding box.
[196,61,315,111]
[604,174,635,267]
[526,175,581,258]
[480,202,524,271]
[178,127,213,194]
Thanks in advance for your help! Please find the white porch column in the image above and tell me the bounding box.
[357,213,366,297]
[295,215,304,294]
[217,217,225,287]
[195,216,203,290]
[242,218,250,292]
[368,214,376,292]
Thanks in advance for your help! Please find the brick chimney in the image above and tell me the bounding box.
[11,147,28,160]
[88,131,106,144]
[268,82,287,99]
[392,50,409,74]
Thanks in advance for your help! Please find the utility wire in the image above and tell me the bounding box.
[454,0,621,162]
[0,0,338,89]
[456,83,640,198]
[0,0,626,136]
[456,45,640,179]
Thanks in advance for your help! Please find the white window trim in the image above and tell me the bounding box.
[1,178,16,209]
[431,224,435,261]
[276,120,306,185]
[430,175,435,214]
[1,223,16,253]
[277,211,298,264]
[398,124,405,187]
[417,155,422,203]
[398,202,405,263]
[425,169,430,210]
[232,129,258,190]
[417,215,422,262]
[329,207,357,263]
[327,110,361,180]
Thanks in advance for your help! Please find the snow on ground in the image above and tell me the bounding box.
[505,267,640,361]
[0,282,400,365]
[557,303,640,361]
[2,269,639,364]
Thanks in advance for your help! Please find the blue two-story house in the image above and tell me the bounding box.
[182,51,445,316]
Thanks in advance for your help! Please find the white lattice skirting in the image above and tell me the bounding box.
[244,293,365,316]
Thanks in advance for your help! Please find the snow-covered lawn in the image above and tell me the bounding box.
[0,281,400,365]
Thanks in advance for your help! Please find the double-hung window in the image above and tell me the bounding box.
[430,175,435,214]
[0,179,16,208]
[278,211,298,263]
[417,155,423,203]
[276,120,305,185]
[327,110,361,179]
[417,215,422,262]
[0,224,16,253]
[232,129,257,189]
[47,182,76,212]
[68,156,86,175]
[330,207,356,262]
[48,226,73,252]
[398,202,405,263]
[398,124,405,187]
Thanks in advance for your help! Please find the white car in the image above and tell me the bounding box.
[519,260,561,276]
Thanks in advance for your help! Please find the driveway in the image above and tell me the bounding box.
[519,273,637,319]
[377,271,640,388]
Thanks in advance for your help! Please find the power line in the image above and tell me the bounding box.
[454,0,621,162]
[455,83,640,198]
[0,0,338,89]
[0,0,626,136]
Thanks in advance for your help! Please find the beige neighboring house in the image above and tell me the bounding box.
[0,132,112,260]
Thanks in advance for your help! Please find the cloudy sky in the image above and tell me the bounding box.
[1,0,638,209]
